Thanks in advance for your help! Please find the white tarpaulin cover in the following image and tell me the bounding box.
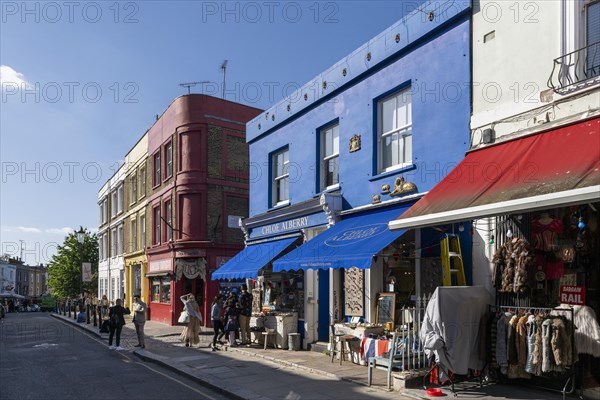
[420,286,491,379]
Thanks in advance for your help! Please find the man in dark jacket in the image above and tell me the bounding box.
[108,299,130,350]
[238,284,253,345]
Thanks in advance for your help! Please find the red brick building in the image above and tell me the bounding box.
[145,94,261,325]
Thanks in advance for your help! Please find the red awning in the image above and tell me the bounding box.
[389,118,600,230]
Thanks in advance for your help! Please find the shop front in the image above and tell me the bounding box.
[389,117,600,396]
[211,193,343,348]
[273,201,432,345]
[124,252,148,307]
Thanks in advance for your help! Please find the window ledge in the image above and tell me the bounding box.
[269,200,290,212]
[369,164,416,182]
[318,184,341,195]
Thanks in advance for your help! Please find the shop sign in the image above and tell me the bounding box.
[249,212,327,240]
[559,285,586,305]
[175,249,204,258]
[149,259,171,272]
[325,223,387,247]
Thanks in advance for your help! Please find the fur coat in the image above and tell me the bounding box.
[493,238,534,293]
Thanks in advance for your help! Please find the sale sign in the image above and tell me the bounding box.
[560,285,586,305]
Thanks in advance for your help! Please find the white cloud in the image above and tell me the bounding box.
[0,65,32,92]
[45,227,74,235]
[18,226,42,233]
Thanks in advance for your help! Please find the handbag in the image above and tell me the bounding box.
[178,309,189,324]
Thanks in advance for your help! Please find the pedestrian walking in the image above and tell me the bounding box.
[224,299,240,347]
[132,295,147,348]
[108,299,130,350]
[99,294,110,333]
[238,284,253,345]
[211,295,225,351]
[180,294,203,347]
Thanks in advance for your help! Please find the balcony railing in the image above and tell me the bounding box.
[548,41,600,94]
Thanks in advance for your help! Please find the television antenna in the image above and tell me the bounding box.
[179,81,209,94]
[220,60,228,99]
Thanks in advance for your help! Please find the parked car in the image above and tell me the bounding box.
[28,304,40,312]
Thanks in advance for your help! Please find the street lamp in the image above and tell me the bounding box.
[76,227,85,319]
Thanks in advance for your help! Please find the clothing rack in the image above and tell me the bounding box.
[490,305,578,400]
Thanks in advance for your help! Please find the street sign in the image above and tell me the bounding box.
[82,262,92,282]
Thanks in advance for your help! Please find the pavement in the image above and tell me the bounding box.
[50,312,580,400]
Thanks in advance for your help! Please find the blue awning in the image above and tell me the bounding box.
[211,237,298,280]
[273,206,409,272]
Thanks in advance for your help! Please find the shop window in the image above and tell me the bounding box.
[271,147,289,206]
[320,123,339,190]
[378,87,412,172]
[151,277,171,303]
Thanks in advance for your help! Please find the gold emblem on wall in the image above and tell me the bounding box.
[389,176,418,197]
[381,184,390,195]
[372,194,381,204]
[349,134,361,153]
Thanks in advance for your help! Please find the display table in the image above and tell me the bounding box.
[333,323,385,339]
[359,337,391,366]
[251,313,298,349]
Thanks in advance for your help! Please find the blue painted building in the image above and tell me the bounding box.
[213,1,473,347]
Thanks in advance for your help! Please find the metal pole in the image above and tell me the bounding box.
[68,300,71,318]
[86,303,90,324]
[93,305,97,326]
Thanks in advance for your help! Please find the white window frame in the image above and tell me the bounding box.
[99,236,104,261]
[141,214,146,249]
[154,151,161,186]
[111,191,117,217]
[118,224,124,255]
[117,184,124,214]
[131,173,137,205]
[140,166,146,199]
[165,141,173,179]
[131,218,137,252]
[320,123,340,190]
[111,228,117,257]
[153,206,161,245]
[165,201,173,242]
[378,87,412,173]
[272,148,290,206]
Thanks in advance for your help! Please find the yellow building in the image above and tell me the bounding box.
[122,132,149,307]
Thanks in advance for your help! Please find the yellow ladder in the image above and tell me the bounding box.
[441,234,466,286]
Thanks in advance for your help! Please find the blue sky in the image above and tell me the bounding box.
[1,0,427,265]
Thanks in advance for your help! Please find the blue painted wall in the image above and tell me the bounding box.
[248,4,471,217]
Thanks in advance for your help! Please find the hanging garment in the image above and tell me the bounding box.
[495,312,509,369]
[531,314,544,376]
[516,314,529,367]
[525,315,536,374]
[532,217,564,280]
[492,238,534,293]
[551,317,571,369]
[541,318,553,373]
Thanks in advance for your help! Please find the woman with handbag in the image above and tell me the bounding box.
[179,293,203,347]
[224,299,240,347]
